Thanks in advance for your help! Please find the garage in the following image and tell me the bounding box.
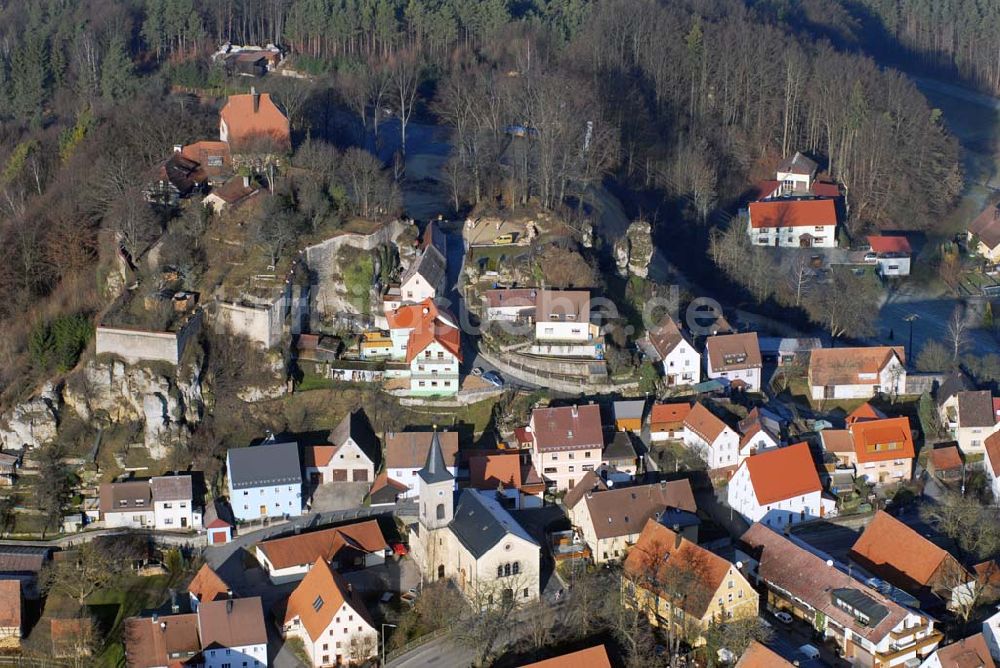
[352,469,369,482]
[328,469,348,482]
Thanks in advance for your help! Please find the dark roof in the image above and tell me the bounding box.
[330,409,380,467]
[401,243,447,290]
[450,489,537,559]
[417,432,454,485]
[197,597,267,649]
[777,151,818,176]
[562,470,608,509]
[830,588,890,627]
[969,202,1000,249]
[227,442,302,490]
[604,432,638,462]
[613,400,646,421]
[936,370,975,407]
[0,546,49,574]
[100,481,153,514]
[959,391,996,428]
[150,475,193,503]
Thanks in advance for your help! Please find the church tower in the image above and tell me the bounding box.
[417,430,454,531]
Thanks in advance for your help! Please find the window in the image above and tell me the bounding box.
[313,595,324,611]
[163,502,172,509]
[524,588,529,598]
[165,518,173,525]
[568,465,575,473]
[504,563,511,576]
[179,502,186,508]
[568,453,574,460]
[512,562,520,575]
[498,565,504,578]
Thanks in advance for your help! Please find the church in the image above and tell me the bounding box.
[409,432,542,606]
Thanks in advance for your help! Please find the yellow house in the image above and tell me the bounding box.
[623,520,758,645]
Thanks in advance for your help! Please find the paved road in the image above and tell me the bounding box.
[388,636,471,668]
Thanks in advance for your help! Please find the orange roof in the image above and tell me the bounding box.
[187,564,231,603]
[849,417,914,464]
[849,511,961,590]
[220,92,290,150]
[257,519,387,571]
[650,402,693,428]
[520,645,613,668]
[748,198,837,229]
[284,558,374,642]
[932,633,995,668]
[743,442,821,505]
[467,452,543,492]
[845,402,885,426]
[809,346,904,387]
[385,299,462,363]
[735,641,795,668]
[929,444,963,472]
[683,403,730,444]
[370,469,408,495]
[623,520,735,619]
[303,444,338,468]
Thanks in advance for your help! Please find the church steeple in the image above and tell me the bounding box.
[417,428,454,530]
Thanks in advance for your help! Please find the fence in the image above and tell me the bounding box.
[385,627,450,664]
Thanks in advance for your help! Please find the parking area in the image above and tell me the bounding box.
[308,481,370,512]
[764,610,849,667]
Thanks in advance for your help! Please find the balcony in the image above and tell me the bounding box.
[890,620,930,641]
[876,631,942,664]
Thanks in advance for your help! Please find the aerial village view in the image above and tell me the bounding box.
[5,1,1000,667]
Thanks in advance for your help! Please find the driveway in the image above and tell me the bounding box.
[308,482,369,512]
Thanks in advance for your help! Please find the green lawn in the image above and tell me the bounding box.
[88,574,172,667]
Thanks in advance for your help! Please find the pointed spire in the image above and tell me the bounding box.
[418,428,453,485]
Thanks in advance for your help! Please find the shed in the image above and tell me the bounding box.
[613,400,646,432]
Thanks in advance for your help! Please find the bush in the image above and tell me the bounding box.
[30,314,92,372]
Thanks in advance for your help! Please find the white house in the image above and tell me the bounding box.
[197,597,269,668]
[255,519,388,582]
[100,476,201,530]
[682,403,739,470]
[808,346,906,401]
[867,236,912,277]
[150,475,201,530]
[775,151,818,194]
[950,391,1000,455]
[728,442,836,526]
[737,423,781,463]
[385,299,462,396]
[645,315,701,388]
[282,558,377,667]
[705,332,762,392]
[747,198,838,249]
[304,409,380,485]
[482,288,537,323]
[384,430,459,498]
[226,441,303,522]
[534,290,597,343]
[399,221,447,304]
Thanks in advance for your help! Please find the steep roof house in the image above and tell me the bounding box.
[568,479,697,563]
[849,511,972,609]
[645,315,701,388]
[849,417,915,485]
[728,442,836,526]
[705,332,762,392]
[383,429,459,497]
[969,202,1000,263]
[682,402,740,470]
[196,597,268,667]
[219,89,291,152]
[808,346,906,401]
[467,451,545,509]
[399,222,447,304]
[951,390,1000,455]
[624,520,758,645]
[649,402,693,441]
[735,641,795,668]
[304,409,380,486]
[739,523,942,666]
[921,633,995,668]
[281,558,377,667]
[226,441,302,521]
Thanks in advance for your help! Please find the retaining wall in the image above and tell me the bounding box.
[95,311,203,365]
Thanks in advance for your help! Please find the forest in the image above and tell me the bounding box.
[0,0,971,400]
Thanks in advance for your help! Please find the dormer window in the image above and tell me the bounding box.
[312,595,324,611]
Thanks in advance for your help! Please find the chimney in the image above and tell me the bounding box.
[173,144,183,153]
[170,588,179,613]
[243,175,250,189]
[151,614,159,624]
[571,404,578,418]
[226,599,234,614]
[251,86,260,113]
[347,583,353,594]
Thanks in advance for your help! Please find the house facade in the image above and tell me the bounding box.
[682,403,739,470]
[226,442,303,522]
[281,559,378,667]
[650,403,692,442]
[385,300,462,396]
[534,290,598,344]
[646,315,701,388]
[150,476,201,530]
[255,519,388,582]
[197,598,269,668]
[624,520,758,646]
[809,346,906,400]
[384,430,459,498]
[851,417,915,484]
[739,523,942,668]
[528,404,605,491]
[968,202,1000,263]
[868,236,913,277]
[747,198,838,248]
[728,442,836,526]
[949,391,1000,454]
[705,333,762,392]
[304,410,380,485]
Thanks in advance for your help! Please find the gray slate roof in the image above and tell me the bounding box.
[604,432,638,461]
[401,244,447,291]
[614,400,646,421]
[450,489,537,559]
[417,432,453,485]
[958,390,996,428]
[227,442,302,490]
[330,409,380,467]
[936,371,975,407]
[777,151,818,176]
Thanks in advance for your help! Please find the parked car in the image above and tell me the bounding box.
[471,367,484,376]
[798,644,820,660]
[483,370,504,387]
[864,251,878,263]
[775,611,794,624]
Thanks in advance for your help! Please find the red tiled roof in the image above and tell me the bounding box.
[753,180,780,200]
[849,511,961,590]
[706,332,761,372]
[258,519,387,571]
[929,444,963,472]
[743,442,821,505]
[530,404,604,452]
[748,198,837,229]
[650,402,693,429]
[683,403,730,444]
[220,92,290,150]
[284,558,373,642]
[809,346,904,387]
[0,580,19,630]
[969,203,1000,249]
[985,432,1000,477]
[849,417,914,464]
[867,235,912,254]
[736,641,795,668]
[520,645,613,668]
[187,564,230,603]
[385,299,462,363]
[930,633,994,668]
[811,181,841,198]
[846,402,886,426]
[468,452,544,493]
